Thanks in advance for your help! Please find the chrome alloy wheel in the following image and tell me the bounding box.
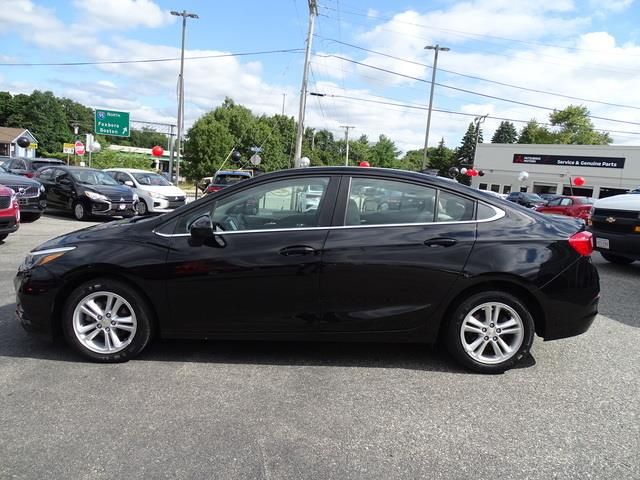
[74,203,85,220]
[72,291,137,354]
[460,302,524,365]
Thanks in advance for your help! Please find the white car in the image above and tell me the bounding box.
[105,168,187,215]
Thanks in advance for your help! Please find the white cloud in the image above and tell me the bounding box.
[73,0,174,29]
[590,0,635,12]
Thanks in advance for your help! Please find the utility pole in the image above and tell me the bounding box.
[340,125,355,166]
[422,44,450,170]
[294,0,318,168]
[282,93,286,116]
[472,114,488,167]
[170,9,199,185]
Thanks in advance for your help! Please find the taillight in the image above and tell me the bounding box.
[569,231,593,256]
[207,186,222,193]
[25,172,34,178]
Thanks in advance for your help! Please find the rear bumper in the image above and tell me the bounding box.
[538,256,600,341]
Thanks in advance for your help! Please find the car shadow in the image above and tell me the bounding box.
[0,303,535,374]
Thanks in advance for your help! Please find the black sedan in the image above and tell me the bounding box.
[0,163,47,221]
[15,167,599,373]
[36,166,137,220]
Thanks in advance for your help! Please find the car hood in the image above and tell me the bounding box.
[84,184,134,199]
[594,194,640,210]
[31,216,161,252]
[137,185,186,196]
[0,172,41,187]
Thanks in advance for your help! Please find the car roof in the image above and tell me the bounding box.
[105,168,154,173]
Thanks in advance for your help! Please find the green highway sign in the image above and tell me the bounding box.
[95,109,130,137]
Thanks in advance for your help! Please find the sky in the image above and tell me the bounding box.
[1,0,640,154]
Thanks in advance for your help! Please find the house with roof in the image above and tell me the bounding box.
[0,127,38,158]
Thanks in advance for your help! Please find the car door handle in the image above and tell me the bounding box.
[279,246,316,256]
[424,238,457,248]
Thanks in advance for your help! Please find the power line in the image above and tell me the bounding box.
[0,48,304,67]
[309,92,640,136]
[315,54,640,127]
[316,36,640,111]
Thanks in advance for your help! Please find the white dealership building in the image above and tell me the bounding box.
[471,144,640,198]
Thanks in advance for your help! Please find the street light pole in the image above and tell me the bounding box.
[340,125,355,166]
[422,44,449,170]
[170,10,199,185]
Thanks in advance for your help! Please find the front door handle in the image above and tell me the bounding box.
[279,245,316,256]
[424,238,457,248]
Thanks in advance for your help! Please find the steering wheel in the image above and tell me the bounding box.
[220,214,246,231]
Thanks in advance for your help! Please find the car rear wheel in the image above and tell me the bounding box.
[73,201,89,221]
[62,278,153,362]
[601,253,634,265]
[446,291,535,373]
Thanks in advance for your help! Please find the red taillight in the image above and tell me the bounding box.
[207,186,222,193]
[569,231,593,256]
[25,172,34,178]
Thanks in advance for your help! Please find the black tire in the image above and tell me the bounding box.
[21,212,41,222]
[601,252,635,265]
[62,278,153,362]
[136,199,148,215]
[0,233,7,241]
[445,291,535,374]
[73,201,89,221]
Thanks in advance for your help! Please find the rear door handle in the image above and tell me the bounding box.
[279,245,316,256]
[424,238,457,248]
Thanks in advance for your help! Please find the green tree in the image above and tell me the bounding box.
[369,134,400,168]
[428,138,455,176]
[517,120,554,144]
[491,121,518,143]
[457,122,482,165]
[549,105,611,145]
[182,113,235,181]
[108,127,168,149]
[347,134,371,166]
[400,149,424,171]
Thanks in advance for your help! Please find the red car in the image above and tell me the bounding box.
[535,195,594,221]
[0,185,20,241]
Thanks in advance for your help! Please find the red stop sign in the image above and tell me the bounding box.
[75,141,85,155]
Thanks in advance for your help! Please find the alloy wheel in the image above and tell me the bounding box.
[459,302,524,365]
[72,291,137,354]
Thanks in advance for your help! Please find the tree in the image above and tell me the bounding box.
[369,135,400,168]
[182,113,235,181]
[457,122,482,165]
[549,105,611,145]
[346,134,371,166]
[491,121,518,143]
[400,149,424,171]
[428,138,455,176]
[517,120,554,144]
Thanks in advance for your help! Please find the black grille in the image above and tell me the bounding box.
[0,196,10,209]
[18,197,39,206]
[593,208,638,219]
[104,193,133,203]
[3,185,39,198]
[592,221,637,234]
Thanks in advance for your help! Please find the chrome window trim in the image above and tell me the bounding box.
[152,205,505,238]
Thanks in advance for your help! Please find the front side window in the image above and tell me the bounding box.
[38,167,54,181]
[176,177,330,233]
[133,172,171,186]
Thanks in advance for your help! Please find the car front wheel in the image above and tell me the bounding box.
[62,278,153,362]
[136,199,148,215]
[446,291,535,373]
[73,201,89,221]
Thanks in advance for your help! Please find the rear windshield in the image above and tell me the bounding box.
[214,174,250,185]
[32,160,62,170]
[523,193,543,201]
[576,197,595,204]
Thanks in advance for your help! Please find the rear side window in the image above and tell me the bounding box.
[436,191,475,222]
[32,160,61,171]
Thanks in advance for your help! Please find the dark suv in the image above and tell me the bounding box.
[506,191,546,208]
[3,157,65,178]
[0,163,47,221]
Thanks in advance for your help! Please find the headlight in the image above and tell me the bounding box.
[40,184,45,193]
[149,191,166,200]
[84,191,109,202]
[133,193,139,202]
[23,246,76,269]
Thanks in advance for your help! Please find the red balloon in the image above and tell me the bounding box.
[359,161,370,167]
[573,176,585,186]
[151,145,164,157]
[471,169,479,176]
[466,169,473,176]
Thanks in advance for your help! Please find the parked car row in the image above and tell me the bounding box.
[0,158,187,223]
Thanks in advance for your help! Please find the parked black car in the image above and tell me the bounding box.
[35,166,137,221]
[2,157,64,178]
[0,163,47,221]
[506,191,546,208]
[15,167,599,373]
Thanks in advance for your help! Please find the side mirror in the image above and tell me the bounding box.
[189,214,214,240]
[124,180,134,187]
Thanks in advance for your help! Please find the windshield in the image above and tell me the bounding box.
[132,172,172,186]
[523,193,543,201]
[0,163,7,172]
[71,170,119,186]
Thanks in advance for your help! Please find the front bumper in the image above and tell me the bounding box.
[18,194,46,213]
[91,200,136,217]
[590,228,640,260]
[147,196,187,213]
[0,216,19,235]
[14,265,60,339]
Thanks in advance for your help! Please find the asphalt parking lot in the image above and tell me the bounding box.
[0,214,638,479]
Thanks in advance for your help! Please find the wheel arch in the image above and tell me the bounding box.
[51,266,160,339]
[437,277,547,343]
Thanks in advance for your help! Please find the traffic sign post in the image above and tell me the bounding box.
[95,109,130,137]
